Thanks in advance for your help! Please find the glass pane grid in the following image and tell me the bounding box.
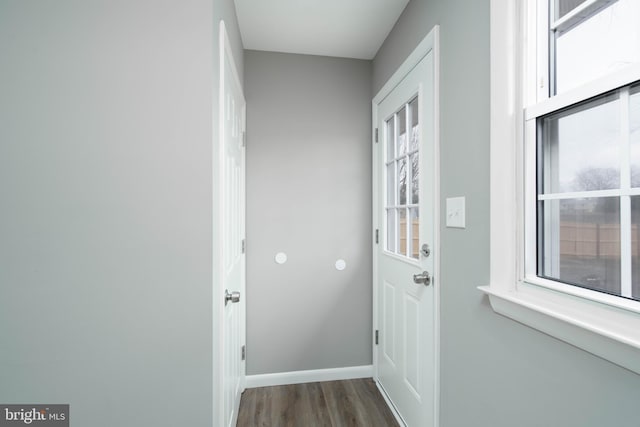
[384,97,420,259]
[538,81,640,301]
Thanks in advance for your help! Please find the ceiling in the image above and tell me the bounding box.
[233,0,410,60]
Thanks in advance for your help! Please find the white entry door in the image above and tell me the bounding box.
[219,21,246,427]
[373,27,439,427]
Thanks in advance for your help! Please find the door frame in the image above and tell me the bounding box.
[216,20,246,427]
[372,25,441,427]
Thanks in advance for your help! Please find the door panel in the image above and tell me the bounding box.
[220,22,246,427]
[405,294,420,395]
[374,45,436,427]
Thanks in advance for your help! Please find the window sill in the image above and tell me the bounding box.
[478,284,640,375]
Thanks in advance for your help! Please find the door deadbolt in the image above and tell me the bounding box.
[420,244,431,258]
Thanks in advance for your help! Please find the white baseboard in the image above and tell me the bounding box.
[245,365,373,389]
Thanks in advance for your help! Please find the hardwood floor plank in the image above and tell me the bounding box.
[349,379,399,427]
[236,387,256,426]
[237,378,399,427]
[321,380,357,427]
[273,385,295,426]
[299,382,332,427]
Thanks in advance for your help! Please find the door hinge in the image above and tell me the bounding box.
[241,239,245,254]
[375,330,379,345]
[375,229,379,244]
[242,131,247,147]
[241,345,246,361]
[375,128,379,143]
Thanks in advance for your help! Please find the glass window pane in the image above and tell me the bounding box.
[410,153,419,204]
[398,208,407,256]
[409,97,419,152]
[632,197,640,300]
[398,158,407,205]
[398,106,407,155]
[540,93,620,193]
[555,0,640,94]
[386,117,395,161]
[539,197,621,297]
[410,207,419,259]
[386,162,395,205]
[631,85,640,187]
[386,209,396,253]
[556,0,588,19]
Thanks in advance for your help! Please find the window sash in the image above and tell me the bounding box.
[537,0,638,99]
[525,27,640,306]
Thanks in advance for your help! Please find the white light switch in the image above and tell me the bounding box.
[446,197,465,228]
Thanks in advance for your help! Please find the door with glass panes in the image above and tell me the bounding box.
[373,38,437,427]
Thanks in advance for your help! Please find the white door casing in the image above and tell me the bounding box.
[372,26,440,427]
[218,20,246,427]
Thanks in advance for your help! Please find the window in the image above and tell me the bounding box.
[481,0,640,375]
[385,97,420,260]
[529,0,640,302]
[549,0,640,95]
[536,85,640,301]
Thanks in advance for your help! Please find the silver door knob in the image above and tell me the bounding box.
[225,289,241,306]
[413,271,431,286]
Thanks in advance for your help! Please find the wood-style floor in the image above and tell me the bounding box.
[237,378,400,427]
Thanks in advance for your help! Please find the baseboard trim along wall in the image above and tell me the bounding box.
[245,365,373,389]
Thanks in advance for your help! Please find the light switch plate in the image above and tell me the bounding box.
[446,197,465,228]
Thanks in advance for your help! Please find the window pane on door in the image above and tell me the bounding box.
[387,162,396,205]
[386,117,395,161]
[411,153,419,204]
[398,208,407,256]
[410,207,419,259]
[540,93,620,194]
[398,106,407,155]
[539,197,621,297]
[554,0,640,94]
[398,158,407,205]
[409,97,419,152]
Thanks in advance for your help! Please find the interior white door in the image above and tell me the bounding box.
[219,21,246,427]
[373,32,438,427]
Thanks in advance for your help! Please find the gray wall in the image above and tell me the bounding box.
[373,1,640,426]
[245,51,372,375]
[0,1,242,425]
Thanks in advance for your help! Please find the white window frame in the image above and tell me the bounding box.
[479,0,640,375]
